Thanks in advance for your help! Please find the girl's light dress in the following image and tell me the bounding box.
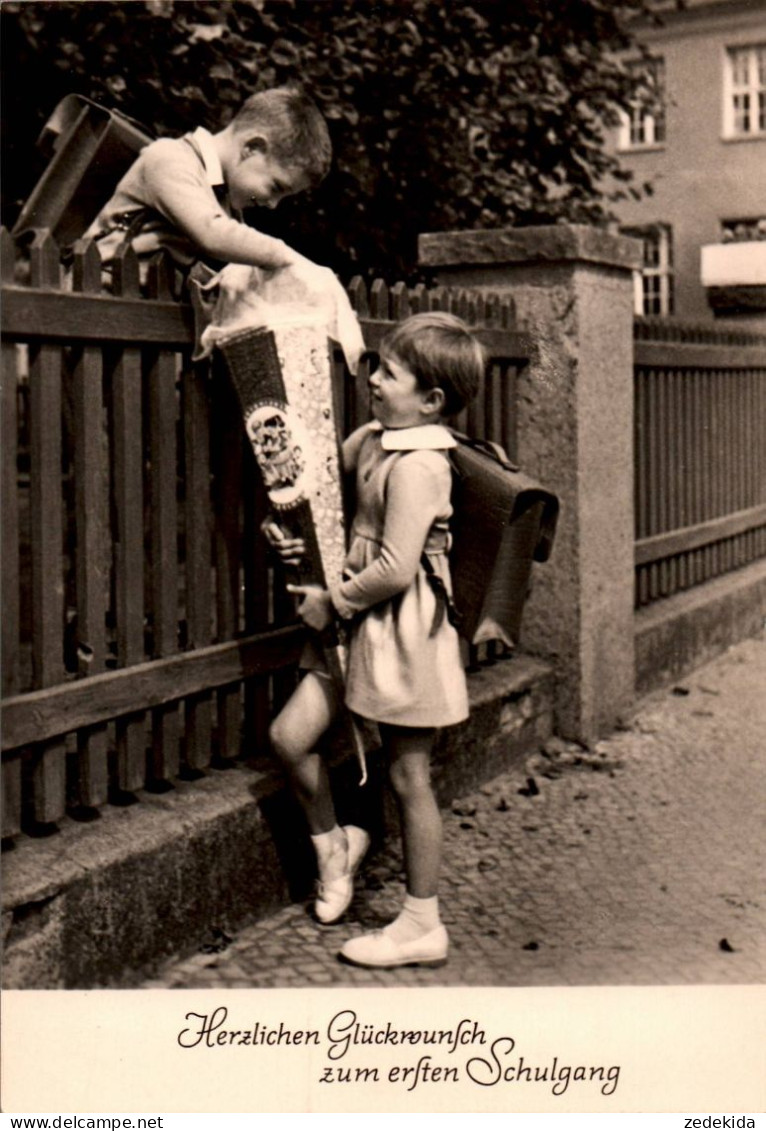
[329,421,469,729]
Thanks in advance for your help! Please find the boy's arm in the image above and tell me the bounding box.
[141,141,296,269]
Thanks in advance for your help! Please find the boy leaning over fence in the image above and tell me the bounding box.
[85,85,331,288]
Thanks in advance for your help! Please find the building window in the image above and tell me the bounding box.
[724,44,766,137]
[618,57,666,150]
[721,216,766,242]
[622,225,674,316]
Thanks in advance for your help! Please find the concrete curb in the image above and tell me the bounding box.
[2,654,554,989]
[635,558,766,694]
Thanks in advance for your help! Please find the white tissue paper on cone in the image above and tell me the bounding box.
[195,260,366,375]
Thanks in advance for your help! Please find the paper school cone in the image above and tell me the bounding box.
[218,323,370,784]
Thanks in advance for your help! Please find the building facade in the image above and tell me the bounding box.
[608,0,766,323]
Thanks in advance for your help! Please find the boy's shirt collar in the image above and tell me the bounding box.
[369,420,457,451]
[190,127,225,188]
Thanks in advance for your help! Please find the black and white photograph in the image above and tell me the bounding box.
[1,0,764,1118]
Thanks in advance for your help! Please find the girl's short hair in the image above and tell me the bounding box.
[233,86,332,187]
[381,312,487,417]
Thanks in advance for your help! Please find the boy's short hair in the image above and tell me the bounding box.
[232,86,332,187]
[381,312,487,417]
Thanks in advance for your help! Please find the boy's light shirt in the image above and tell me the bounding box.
[369,420,457,451]
[85,125,291,272]
[190,126,226,194]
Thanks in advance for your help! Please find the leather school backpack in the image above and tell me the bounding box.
[12,95,153,246]
[441,433,559,648]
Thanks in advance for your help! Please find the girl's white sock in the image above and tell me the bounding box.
[384,893,441,944]
[311,826,348,884]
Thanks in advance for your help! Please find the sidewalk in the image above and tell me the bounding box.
[142,633,765,989]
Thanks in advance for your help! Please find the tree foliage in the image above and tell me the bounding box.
[1,0,656,278]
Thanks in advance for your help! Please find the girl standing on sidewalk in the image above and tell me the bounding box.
[265,312,486,969]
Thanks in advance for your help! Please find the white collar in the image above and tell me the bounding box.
[191,127,224,187]
[369,421,457,451]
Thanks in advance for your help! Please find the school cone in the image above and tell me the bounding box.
[218,324,369,784]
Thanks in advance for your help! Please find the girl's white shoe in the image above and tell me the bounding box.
[339,924,449,968]
[314,825,370,925]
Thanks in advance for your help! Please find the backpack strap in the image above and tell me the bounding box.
[448,429,520,473]
[419,550,462,635]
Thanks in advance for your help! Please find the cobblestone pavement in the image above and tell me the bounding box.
[143,634,765,989]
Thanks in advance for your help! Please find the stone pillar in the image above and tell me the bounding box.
[419,225,643,743]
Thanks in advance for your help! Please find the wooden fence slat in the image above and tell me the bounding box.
[111,243,147,793]
[635,373,648,540]
[500,363,516,464]
[748,370,757,508]
[28,231,67,824]
[2,753,22,841]
[212,377,244,761]
[29,234,65,690]
[484,292,500,328]
[2,312,20,698]
[682,368,694,547]
[183,358,213,771]
[390,281,410,321]
[676,371,688,590]
[369,279,389,320]
[70,238,109,808]
[737,371,746,512]
[644,370,657,598]
[635,367,650,606]
[146,254,181,784]
[242,434,272,755]
[697,369,709,581]
[667,371,679,595]
[454,289,470,322]
[466,336,486,439]
[703,370,716,580]
[2,233,22,833]
[752,371,760,509]
[409,283,427,313]
[690,370,703,587]
[500,297,514,329]
[346,276,368,318]
[723,370,735,572]
[487,362,503,449]
[2,232,24,836]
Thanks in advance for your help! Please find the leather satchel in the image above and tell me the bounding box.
[447,434,559,647]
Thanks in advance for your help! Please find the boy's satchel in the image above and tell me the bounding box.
[446,433,559,648]
[12,95,152,247]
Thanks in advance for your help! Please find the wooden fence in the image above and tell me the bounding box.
[0,228,528,840]
[634,317,766,607]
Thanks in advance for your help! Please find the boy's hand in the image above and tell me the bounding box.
[274,253,335,301]
[286,584,334,632]
[261,519,305,567]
